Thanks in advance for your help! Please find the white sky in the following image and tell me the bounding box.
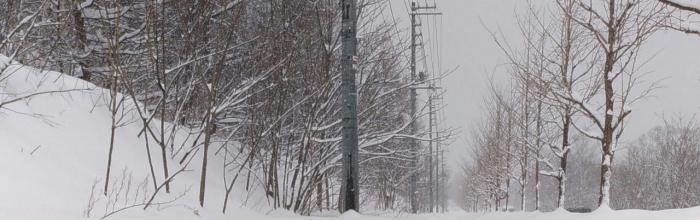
[387,0,700,171]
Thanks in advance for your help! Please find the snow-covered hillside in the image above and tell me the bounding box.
[2,56,700,220]
[0,55,258,219]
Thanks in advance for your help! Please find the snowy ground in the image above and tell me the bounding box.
[0,56,238,220]
[1,55,699,220]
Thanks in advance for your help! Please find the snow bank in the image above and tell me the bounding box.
[0,56,254,220]
[268,207,700,220]
[426,207,700,220]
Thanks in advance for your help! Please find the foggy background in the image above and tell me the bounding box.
[388,0,700,174]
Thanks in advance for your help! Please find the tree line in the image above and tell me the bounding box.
[460,0,700,212]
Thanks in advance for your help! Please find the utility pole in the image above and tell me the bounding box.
[409,0,441,214]
[340,0,359,213]
[428,90,435,212]
[429,89,444,212]
[439,144,446,212]
[423,71,444,213]
[409,1,419,213]
[427,85,440,212]
[434,93,446,213]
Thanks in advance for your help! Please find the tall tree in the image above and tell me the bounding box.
[562,0,666,207]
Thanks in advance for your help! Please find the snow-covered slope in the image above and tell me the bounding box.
[2,55,700,220]
[0,55,254,220]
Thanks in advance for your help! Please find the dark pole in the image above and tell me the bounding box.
[409,1,419,213]
[340,0,359,213]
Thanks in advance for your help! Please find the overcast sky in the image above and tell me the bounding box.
[387,0,700,171]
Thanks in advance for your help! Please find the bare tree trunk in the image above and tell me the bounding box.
[598,0,617,207]
[71,0,90,81]
[520,75,530,212]
[159,85,170,193]
[199,111,212,206]
[104,70,119,195]
[558,112,571,208]
[534,92,542,211]
[504,112,513,211]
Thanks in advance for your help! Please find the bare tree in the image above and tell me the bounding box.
[481,0,668,211]
[658,0,700,36]
[613,116,700,210]
[561,0,667,207]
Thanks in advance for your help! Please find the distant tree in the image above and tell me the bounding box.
[613,116,700,210]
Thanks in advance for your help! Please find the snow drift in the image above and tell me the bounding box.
[0,55,260,220]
